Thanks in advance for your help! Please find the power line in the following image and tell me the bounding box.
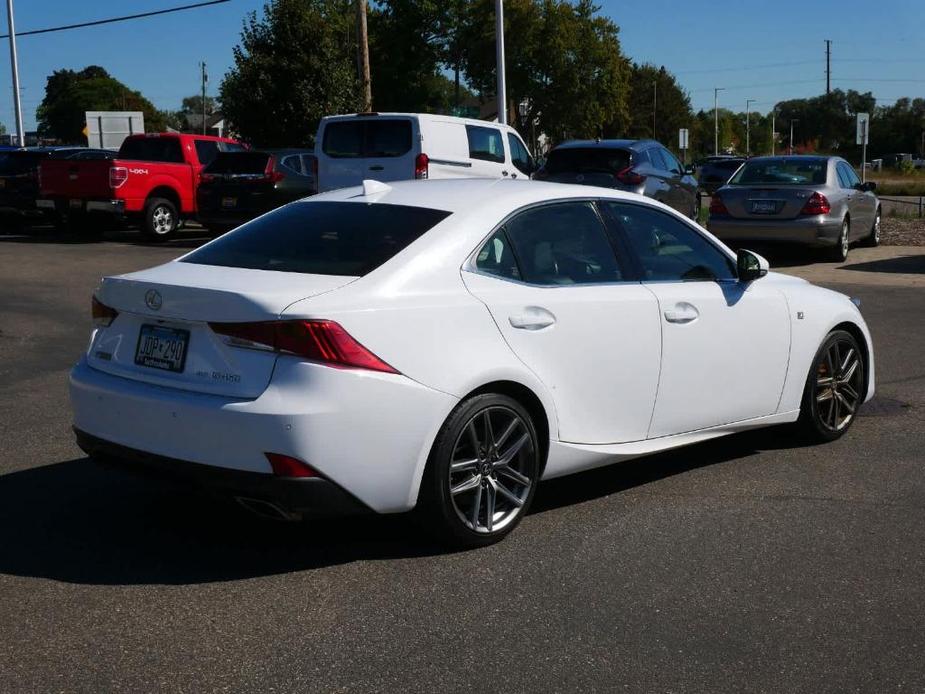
[0,0,230,40]
[676,60,818,75]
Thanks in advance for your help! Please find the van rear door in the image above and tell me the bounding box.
[317,116,416,191]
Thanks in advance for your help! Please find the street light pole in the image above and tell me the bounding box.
[745,99,756,157]
[771,104,777,155]
[5,0,25,147]
[789,119,799,155]
[495,0,507,125]
[713,87,724,156]
[653,81,657,139]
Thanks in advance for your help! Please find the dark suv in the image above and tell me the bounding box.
[697,156,745,194]
[536,139,699,218]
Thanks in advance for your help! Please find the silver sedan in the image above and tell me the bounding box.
[707,155,881,262]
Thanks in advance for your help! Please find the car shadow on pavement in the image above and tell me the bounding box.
[0,225,212,249]
[836,255,925,275]
[0,426,807,586]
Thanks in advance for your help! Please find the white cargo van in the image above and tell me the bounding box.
[314,112,535,192]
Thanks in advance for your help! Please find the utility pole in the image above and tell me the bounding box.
[771,109,775,155]
[200,61,207,135]
[495,0,507,125]
[5,0,24,147]
[714,87,724,156]
[789,119,799,155]
[356,0,371,112]
[745,99,756,157]
[825,39,832,94]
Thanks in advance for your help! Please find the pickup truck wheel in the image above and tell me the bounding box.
[143,198,179,240]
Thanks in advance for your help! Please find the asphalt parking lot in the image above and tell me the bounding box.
[1,226,924,693]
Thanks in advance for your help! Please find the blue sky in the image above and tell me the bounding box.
[2,0,923,131]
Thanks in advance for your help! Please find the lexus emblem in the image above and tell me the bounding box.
[144,289,162,311]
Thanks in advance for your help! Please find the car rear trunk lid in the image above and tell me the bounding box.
[718,186,819,220]
[89,262,356,398]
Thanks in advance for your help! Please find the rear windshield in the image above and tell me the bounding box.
[204,152,271,175]
[322,119,412,158]
[181,201,451,276]
[119,137,184,163]
[729,158,828,186]
[710,159,745,172]
[0,151,44,174]
[545,147,632,174]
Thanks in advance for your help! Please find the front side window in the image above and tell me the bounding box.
[501,202,623,285]
[466,125,505,163]
[605,202,736,282]
[507,133,532,175]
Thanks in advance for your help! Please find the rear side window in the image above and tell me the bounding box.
[544,147,631,174]
[501,202,623,285]
[475,229,521,281]
[204,152,271,175]
[322,120,412,158]
[119,137,184,163]
[466,126,505,163]
[648,148,668,171]
[281,154,304,174]
[195,140,220,167]
[182,201,451,276]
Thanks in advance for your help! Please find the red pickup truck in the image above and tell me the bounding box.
[38,133,244,239]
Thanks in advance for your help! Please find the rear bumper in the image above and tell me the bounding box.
[36,198,125,216]
[708,215,843,246]
[69,356,457,514]
[74,429,370,518]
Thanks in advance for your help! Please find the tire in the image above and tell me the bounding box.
[797,330,865,443]
[826,218,850,263]
[418,393,541,548]
[142,197,179,241]
[861,208,881,247]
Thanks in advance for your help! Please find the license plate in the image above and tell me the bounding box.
[750,200,779,214]
[69,199,83,210]
[134,324,190,373]
[221,197,237,208]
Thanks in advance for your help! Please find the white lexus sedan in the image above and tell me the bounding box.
[71,179,875,547]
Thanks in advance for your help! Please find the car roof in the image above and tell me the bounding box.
[320,112,518,130]
[312,178,653,215]
[553,139,658,151]
[744,155,833,163]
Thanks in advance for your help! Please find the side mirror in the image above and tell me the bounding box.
[859,181,877,192]
[737,248,769,282]
[684,164,695,176]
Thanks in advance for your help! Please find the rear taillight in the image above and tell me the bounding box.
[263,157,285,183]
[709,195,729,215]
[414,153,429,180]
[91,296,118,327]
[109,166,128,189]
[209,319,399,373]
[615,166,646,186]
[264,452,319,478]
[800,192,831,215]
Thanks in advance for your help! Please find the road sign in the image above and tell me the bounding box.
[678,128,689,150]
[856,113,870,146]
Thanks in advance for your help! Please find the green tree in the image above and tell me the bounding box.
[220,0,359,146]
[620,63,693,149]
[36,66,165,143]
[460,0,629,146]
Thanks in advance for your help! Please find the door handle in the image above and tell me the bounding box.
[664,302,699,324]
[369,165,384,171]
[509,306,556,330]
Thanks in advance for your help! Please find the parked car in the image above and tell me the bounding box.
[697,155,746,194]
[708,155,880,262]
[314,112,534,192]
[71,178,874,547]
[535,139,699,218]
[197,149,317,233]
[0,148,114,228]
[37,133,244,239]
